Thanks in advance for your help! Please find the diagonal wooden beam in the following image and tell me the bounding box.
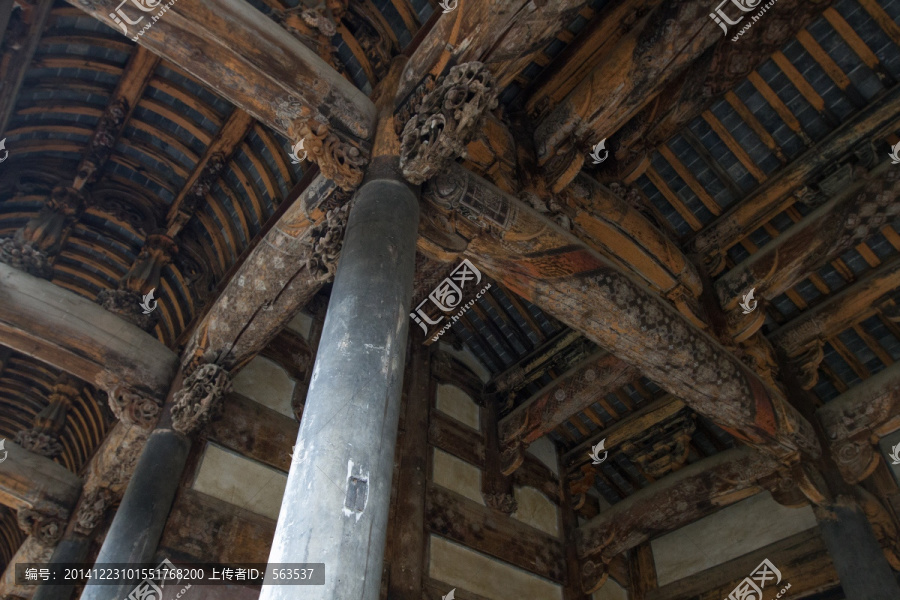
[715,159,900,339]
[70,0,376,190]
[0,440,82,517]
[419,164,819,463]
[0,0,54,135]
[769,255,900,390]
[688,84,900,267]
[817,361,900,484]
[498,351,638,474]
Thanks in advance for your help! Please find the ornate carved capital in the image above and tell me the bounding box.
[400,62,499,185]
[14,430,63,458]
[76,98,129,186]
[99,376,162,429]
[302,202,349,283]
[18,508,66,547]
[97,289,158,330]
[171,363,232,436]
[0,237,51,277]
[483,492,518,515]
[73,487,115,536]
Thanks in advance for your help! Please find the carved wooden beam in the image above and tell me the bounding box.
[0,441,82,547]
[576,448,779,586]
[71,0,376,190]
[498,351,638,475]
[610,0,835,178]
[486,329,585,400]
[688,84,900,266]
[817,361,900,484]
[532,1,720,192]
[419,164,819,464]
[716,160,900,341]
[0,0,54,134]
[770,255,900,390]
[0,262,179,426]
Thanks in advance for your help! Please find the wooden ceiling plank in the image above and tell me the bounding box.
[724,90,787,164]
[857,0,900,47]
[823,8,883,72]
[657,145,721,217]
[796,29,854,93]
[747,72,811,145]
[700,112,766,184]
[644,166,704,232]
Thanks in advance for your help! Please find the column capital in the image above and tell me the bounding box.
[98,374,162,429]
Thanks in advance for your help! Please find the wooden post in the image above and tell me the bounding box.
[628,542,658,600]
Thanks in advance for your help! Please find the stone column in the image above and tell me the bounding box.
[260,174,419,600]
[79,365,230,600]
[32,536,91,600]
[815,499,900,599]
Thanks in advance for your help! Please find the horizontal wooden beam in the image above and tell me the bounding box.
[577,447,778,560]
[499,351,638,474]
[420,165,819,464]
[0,441,81,516]
[646,528,837,600]
[0,262,177,404]
[0,0,54,134]
[817,361,900,484]
[426,483,566,583]
[206,392,298,473]
[689,83,900,264]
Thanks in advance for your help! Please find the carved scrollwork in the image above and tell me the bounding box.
[18,508,66,547]
[301,202,349,283]
[483,492,518,515]
[170,363,232,436]
[74,487,115,536]
[99,376,162,429]
[400,62,499,185]
[580,556,610,594]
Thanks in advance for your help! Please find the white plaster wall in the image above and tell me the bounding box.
[436,384,481,431]
[513,486,559,537]
[527,436,560,477]
[433,448,483,505]
[429,536,563,600]
[437,341,491,382]
[652,492,818,585]
[192,443,287,520]
[592,578,628,600]
[286,310,313,340]
[231,356,295,418]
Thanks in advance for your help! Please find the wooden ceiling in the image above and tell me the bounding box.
[1,0,900,583]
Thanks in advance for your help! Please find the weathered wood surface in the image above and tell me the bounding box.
[482,395,517,513]
[577,448,778,559]
[0,441,81,514]
[206,393,298,472]
[559,449,593,600]
[0,262,177,402]
[159,487,275,564]
[182,174,343,371]
[0,535,54,599]
[425,483,566,583]
[499,351,638,474]
[259,328,314,383]
[689,84,900,264]
[817,361,900,483]
[646,528,838,600]
[387,344,430,600]
[70,0,376,188]
[770,255,900,389]
[0,0,53,133]
[419,165,819,463]
[533,0,720,191]
[716,161,900,326]
[628,542,658,600]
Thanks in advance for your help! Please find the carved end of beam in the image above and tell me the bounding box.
[400,62,499,185]
[73,487,115,536]
[14,430,63,458]
[97,289,159,331]
[170,363,232,436]
[500,442,525,477]
[0,237,51,278]
[302,202,350,284]
[581,555,610,595]
[832,438,879,485]
[98,373,162,429]
[17,507,67,547]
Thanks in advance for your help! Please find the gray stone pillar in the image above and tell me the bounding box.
[260,176,419,600]
[33,536,90,600]
[79,429,189,600]
[816,499,900,599]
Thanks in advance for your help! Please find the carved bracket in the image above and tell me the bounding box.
[170,363,232,436]
[302,202,350,283]
[73,487,116,536]
[18,507,67,547]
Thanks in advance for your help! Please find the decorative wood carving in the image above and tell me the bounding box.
[103,384,163,430]
[620,411,695,479]
[301,202,349,283]
[73,487,115,536]
[17,507,66,547]
[14,376,81,458]
[400,62,499,185]
[75,98,129,186]
[171,363,233,436]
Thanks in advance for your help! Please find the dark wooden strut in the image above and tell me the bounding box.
[418,163,819,465]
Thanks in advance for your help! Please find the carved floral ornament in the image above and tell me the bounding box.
[171,363,233,436]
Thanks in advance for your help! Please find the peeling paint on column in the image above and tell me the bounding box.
[342,459,369,522]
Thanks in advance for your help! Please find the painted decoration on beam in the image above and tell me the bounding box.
[409,259,492,343]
